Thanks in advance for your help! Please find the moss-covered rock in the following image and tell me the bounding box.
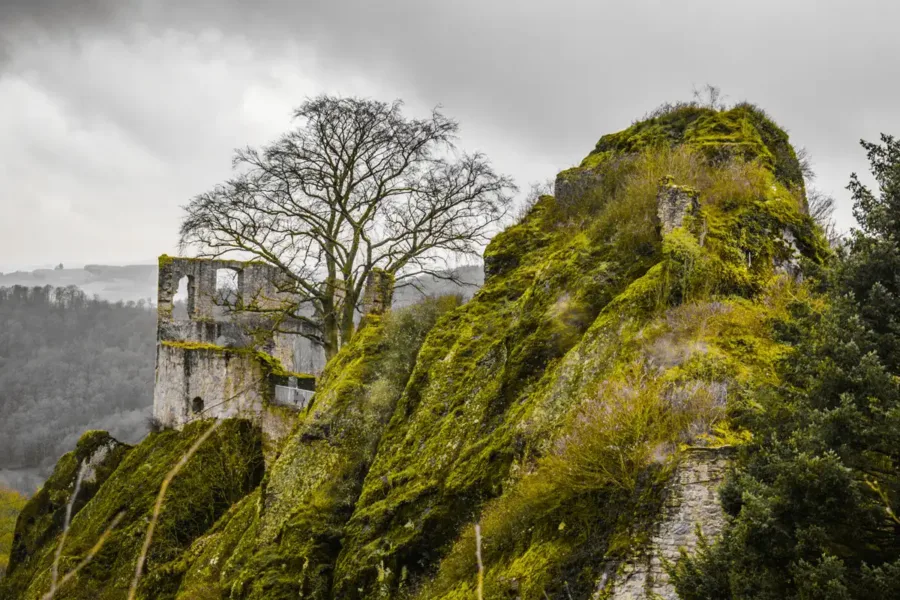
[327,104,826,598]
[0,420,263,600]
[2,102,832,600]
[4,431,129,586]
[149,297,458,600]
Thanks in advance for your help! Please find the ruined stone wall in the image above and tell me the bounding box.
[157,256,297,319]
[153,255,395,431]
[157,256,308,367]
[597,448,730,600]
[361,268,395,316]
[155,255,315,430]
[657,178,701,236]
[153,345,268,427]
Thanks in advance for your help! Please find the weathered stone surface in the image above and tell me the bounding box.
[554,165,605,211]
[657,178,700,235]
[152,345,268,427]
[774,227,803,280]
[362,268,395,316]
[154,255,322,442]
[157,256,318,364]
[153,256,399,435]
[597,448,730,600]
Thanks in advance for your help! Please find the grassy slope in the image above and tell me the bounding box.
[0,487,27,578]
[0,421,263,600]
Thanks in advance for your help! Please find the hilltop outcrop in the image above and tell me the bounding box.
[0,102,828,600]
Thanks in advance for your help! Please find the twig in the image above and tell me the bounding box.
[48,461,87,597]
[866,477,900,525]
[41,512,125,600]
[475,523,484,600]
[127,419,224,600]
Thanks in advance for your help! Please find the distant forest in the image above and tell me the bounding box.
[0,286,155,479]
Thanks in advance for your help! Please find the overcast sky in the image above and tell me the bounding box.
[1,0,898,271]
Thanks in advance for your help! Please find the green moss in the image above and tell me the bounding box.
[251,350,315,383]
[2,430,130,589]
[1,420,263,600]
[0,487,27,579]
[158,254,272,271]
[579,103,805,193]
[172,489,262,599]
[483,195,557,280]
[7,102,834,600]
[160,342,316,389]
[144,300,458,600]
[161,340,229,352]
[158,254,175,270]
[328,107,824,597]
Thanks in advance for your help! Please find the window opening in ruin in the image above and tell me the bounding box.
[173,275,194,320]
[215,268,242,309]
[191,396,204,414]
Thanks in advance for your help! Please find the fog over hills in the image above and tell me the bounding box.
[0,262,483,306]
[0,263,158,303]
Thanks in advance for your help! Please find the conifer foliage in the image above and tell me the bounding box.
[672,135,900,599]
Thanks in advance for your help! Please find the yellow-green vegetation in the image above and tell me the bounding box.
[328,105,826,599]
[3,102,830,600]
[0,421,263,599]
[2,430,130,590]
[0,487,27,578]
[158,255,268,270]
[158,295,461,599]
[161,340,230,352]
[575,103,807,195]
[420,280,813,599]
[160,341,316,385]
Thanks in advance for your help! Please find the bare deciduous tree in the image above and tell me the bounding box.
[180,95,516,358]
[807,187,841,246]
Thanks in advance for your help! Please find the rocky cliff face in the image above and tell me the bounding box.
[0,103,829,600]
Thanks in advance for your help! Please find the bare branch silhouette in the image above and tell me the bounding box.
[48,462,87,597]
[127,419,224,600]
[180,95,516,358]
[41,512,125,600]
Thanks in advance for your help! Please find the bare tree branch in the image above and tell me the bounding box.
[180,95,516,357]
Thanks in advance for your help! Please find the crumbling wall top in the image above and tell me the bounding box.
[157,255,296,323]
[657,177,701,236]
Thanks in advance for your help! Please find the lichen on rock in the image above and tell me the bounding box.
[2,101,833,600]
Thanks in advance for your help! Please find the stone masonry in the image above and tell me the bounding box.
[596,448,731,600]
[153,256,322,429]
[361,268,395,316]
[657,177,701,236]
[153,256,395,430]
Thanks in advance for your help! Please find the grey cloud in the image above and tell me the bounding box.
[1,0,899,267]
[6,0,900,158]
[0,0,128,30]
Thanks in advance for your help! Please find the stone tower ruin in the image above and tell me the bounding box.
[152,255,324,430]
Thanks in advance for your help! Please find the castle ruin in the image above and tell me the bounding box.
[152,255,326,430]
[152,256,396,432]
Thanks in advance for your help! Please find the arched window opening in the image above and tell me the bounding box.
[215,268,242,309]
[173,275,194,319]
[191,396,204,414]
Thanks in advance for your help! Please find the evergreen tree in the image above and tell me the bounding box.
[672,134,900,599]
